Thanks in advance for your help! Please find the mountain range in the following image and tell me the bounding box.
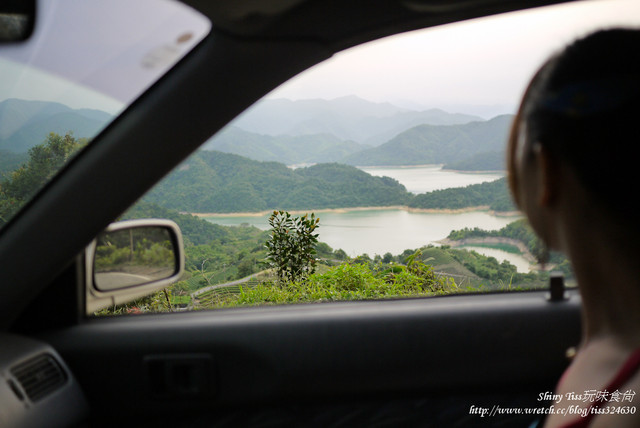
[0,98,111,152]
[341,115,512,166]
[203,126,367,165]
[1,97,513,171]
[205,96,512,169]
[226,95,483,146]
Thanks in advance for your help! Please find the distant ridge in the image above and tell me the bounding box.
[203,126,368,165]
[227,95,482,145]
[2,97,512,172]
[0,99,112,152]
[342,115,513,167]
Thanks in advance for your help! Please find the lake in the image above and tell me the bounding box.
[359,165,504,194]
[202,166,532,271]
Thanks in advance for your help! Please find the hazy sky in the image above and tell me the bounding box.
[1,0,638,117]
[267,0,640,116]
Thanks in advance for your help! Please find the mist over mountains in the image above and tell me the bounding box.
[207,96,512,169]
[226,95,483,146]
[1,96,513,170]
[0,98,111,152]
[341,115,512,167]
[203,126,368,166]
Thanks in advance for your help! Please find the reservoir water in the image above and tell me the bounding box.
[203,166,531,271]
[359,165,504,194]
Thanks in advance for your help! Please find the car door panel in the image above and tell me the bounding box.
[42,290,581,426]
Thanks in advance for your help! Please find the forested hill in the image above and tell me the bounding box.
[144,151,410,213]
[342,115,513,166]
[144,149,516,214]
[203,126,367,165]
[408,178,515,212]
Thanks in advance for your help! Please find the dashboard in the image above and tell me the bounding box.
[0,334,87,428]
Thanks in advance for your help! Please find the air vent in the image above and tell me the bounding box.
[10,353,67,402]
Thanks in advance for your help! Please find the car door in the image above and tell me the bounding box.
[42,283,581,427]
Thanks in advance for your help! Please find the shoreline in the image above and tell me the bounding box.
[438,237,536,262]
[190,206,522,218]
[437,236,556,272]
[357,164,506,174]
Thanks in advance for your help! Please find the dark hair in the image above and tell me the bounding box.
[518,28,640,215]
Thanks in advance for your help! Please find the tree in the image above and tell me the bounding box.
[265,211,319,284]
[0,132,86,226]
[237,257,255,278]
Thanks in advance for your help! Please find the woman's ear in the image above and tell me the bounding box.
[532,142,557,207]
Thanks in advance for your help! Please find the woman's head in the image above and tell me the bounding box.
[508,28,640,241]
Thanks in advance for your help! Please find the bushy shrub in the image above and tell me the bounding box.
[265,211,319,284]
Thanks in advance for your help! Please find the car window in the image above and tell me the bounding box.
[0,0,210,229]
[1,1,635,315]
[101,0,640,315]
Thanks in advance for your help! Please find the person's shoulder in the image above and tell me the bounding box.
[590,348,640,427]
[590,403,640,428]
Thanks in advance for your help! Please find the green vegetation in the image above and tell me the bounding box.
[0,132,86,227]
[447,219,573,279]
[342,115,511,166]
[443,150,505,171]
[144,151,410,213]
[185,212,552,312]
[122,201,258,246]
[448,219,544,261]
[96,201,270,313]
[391,245,544,290]
[102,203,550,315]
[196,244,548,311]
[265,211,319,283]
[204,126,368,165]
[201,249,456,309]
[94,288,174,316]
[94,228,175,273]
[0,99,110,152]
[122,201,270,284]
[447,247,539,286]
[143,149,516,215]
[463,242,523,254]
[0,151,28,176]
[408,177,515,211]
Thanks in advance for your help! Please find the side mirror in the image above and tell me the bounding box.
[85,219,185,314]
[0,0,36,43]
